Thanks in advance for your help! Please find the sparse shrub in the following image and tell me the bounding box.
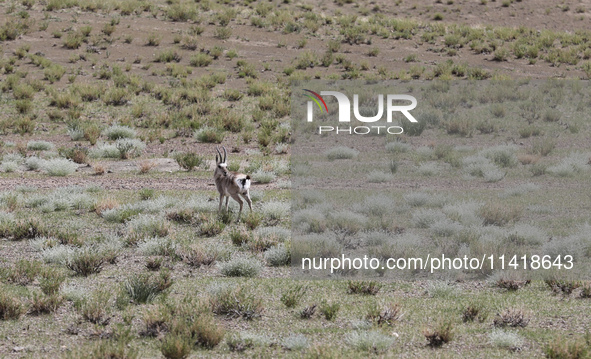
[531,139,555,156]
[146,34,161,46]
[28,292,63,315]
[27,140,54,151]
[489,329,524,351]
[424,320,454,347]
[115,139,146,159]
[405,121,426,136]
[493,308,529,328]
[178,243,230,268]
[299,304,317,319]
[479,203,521,226]
[209,284,263,319]
[462,303,487,323]
[280,284,307,308]
[173,152,204,171]
[0,292,24,320]
[530,163,547,176]
[445,118,474,137]
[365,302,402,327]
[244,212,262,230]
[580,283,591,299]
[199,217,225,237]
[222,89,243,102]
[59,147,88,164]
[39,268,66,295]
[496,278,531,291]
[412,209,447,229]
[427,281,460,298]
[63,33,83,49]
[89,143,120,159]
[103,125,136,140]
[80,290,111,324]
[544,279,581,296]
[190,53,213,67]
[126,214,170,244]
[3,259,42,285]
[261,201,289,221]
[160,333,191,359]
[42,158,78,176]
[367,171,393,183]
[102,88,129,106]
[226,332,270,352]
[214,27,232,40]
[220,256,262,277]
[544,336,590,359]
[229,226,250,246]
[385,141,411,153]
[138,237,176,257]
[138,161,156,175]
[319,300,340,321]
[547,152,590,177]
[124,270,173,304]
[0,218,47,241]
[346,330,395,353]
[282,334,309,351]
[194,126,224,143]
[252,170,275,183]
[348,281,382,295]
[66,246,107,276]
[543,109,561,122]
[155,49,181,63]
[326,146,359,160]
[264,244,290,266]
[1,161,19,172]
[145,257,163,271]
[84,124,101,145]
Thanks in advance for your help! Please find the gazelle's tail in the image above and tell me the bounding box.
[237,175,251,193]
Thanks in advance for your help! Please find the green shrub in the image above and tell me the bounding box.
[194,126,224,143]
[347,280,382,295]
[280,284,307,308]
[325,146,359,160]
[160,333,191,359]
[0,292,25,320]
[319,300,340,321]
[80,290,111,324]
[220,256,262,278]
[124,270,173,304]
[44,65,66,83]
[423,320,454,347]
[66,246,107,276]
[174,152,204,171]
[345,330,395,353]
[544,337,589,359]
[209,285,263,319]
[189,53,213,67]
[155,49,181,63]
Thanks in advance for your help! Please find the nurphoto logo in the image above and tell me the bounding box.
[304,89,418,135]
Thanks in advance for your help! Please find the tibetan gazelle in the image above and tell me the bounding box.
[214,146,252,219]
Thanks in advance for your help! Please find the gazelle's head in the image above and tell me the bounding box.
[214,146,229,177]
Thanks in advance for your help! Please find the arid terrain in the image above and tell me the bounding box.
[1,0,591,358]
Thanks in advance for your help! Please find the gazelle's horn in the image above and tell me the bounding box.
[216,147,223,163]
[222,146,227,163]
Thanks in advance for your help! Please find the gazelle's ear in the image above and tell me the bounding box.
[215,154,219,163]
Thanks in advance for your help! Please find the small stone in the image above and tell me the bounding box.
[13,347,25,352]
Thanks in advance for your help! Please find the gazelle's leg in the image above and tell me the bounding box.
[230,193,243,219]
[241,192,253,212]
[225,196,229,211]
[218,193,224,212]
